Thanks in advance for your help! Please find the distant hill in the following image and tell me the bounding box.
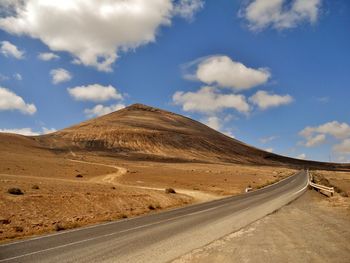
[30,103,348,171]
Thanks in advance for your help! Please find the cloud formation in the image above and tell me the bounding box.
[333,139,350,155]
[0,127,39,136]
[299,121,350,158]
[174,55,294,139]
[38,52,60,61]
[0,127,56,136]
[192,55,270,91]
[0,87,36,115]
[265,148,274,153]
[84,103,125,118]
[249,90,293,110]
[296,153,306,159]
[242,0,321,30]
[173,86,250,114]
[50,68,72,84]
[260,135,278,144]
[0,0,202,71]
[204,116,222,130]
[173,0,204,20]
[300,121,350,141]
[0,40,24,59]
[304,133,326,147]
[68,84,123,102]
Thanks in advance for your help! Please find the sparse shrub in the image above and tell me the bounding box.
[54,222,79,231]
[76,174,83,178]
[165,188,176,194]
[121,214,128,219]
[14,226,23,232]
[0,218,10,224]
[111,186,116,190]
[8,188,23,195]
[340,192,348,198]
[55,223,65,231]
[32,185,39,190]
[148,204,155,210]
[334,186,342,194]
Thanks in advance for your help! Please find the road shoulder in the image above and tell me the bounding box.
[173,190,350,263]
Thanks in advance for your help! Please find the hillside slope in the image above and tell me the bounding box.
[36,104,349,170]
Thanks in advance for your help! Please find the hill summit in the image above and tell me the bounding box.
[38,103,348,169]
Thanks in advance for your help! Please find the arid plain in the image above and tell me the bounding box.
[1,104,349,243]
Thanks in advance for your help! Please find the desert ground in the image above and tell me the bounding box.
[0,147,294,242]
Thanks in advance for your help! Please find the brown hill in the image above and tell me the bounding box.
[36,103,349,170]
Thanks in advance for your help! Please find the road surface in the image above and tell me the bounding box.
[0,171,308,263]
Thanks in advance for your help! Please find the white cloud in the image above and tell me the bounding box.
[42,127,57,134]
[173,0,204,20]
[304,133,326,147]
[0,128,40,136]
[202,115,236,138]
[0,87,36,115]
[204,116,221,130]
[242,0,321,31]
[38,52,60,61]
[223,131,235,138]
[300,121,350,140]
[0,127,56,136]
[191,55,270,90]
[0,0,180,71]
[68,84,123,102]
[299,121,350,154]
[333,139,350,155]
[50,68,72,84]
[173,86,250,114]
[265,148,274,153]
[13,73,22,80]
[260,135,278,144]
[84,103,125,118]
[296,153,306,159]
[0,40,24,59]
[249,90,293,110]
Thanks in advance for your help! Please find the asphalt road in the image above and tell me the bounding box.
[0,171,308,263]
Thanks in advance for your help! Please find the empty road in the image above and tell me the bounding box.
[0,171,308,263]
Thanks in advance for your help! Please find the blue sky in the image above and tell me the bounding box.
[0,0,349,162]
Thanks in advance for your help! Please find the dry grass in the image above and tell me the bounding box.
[312,171,350,198]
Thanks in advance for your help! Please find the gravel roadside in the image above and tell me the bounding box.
[173,190,350,263]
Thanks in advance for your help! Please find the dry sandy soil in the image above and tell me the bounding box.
[0,148,294,243]
[172,190,350,263]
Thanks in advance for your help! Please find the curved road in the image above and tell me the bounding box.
[0,171,308,263]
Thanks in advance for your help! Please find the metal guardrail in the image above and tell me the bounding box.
[309,181,335,195]
[307,170,335,196]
